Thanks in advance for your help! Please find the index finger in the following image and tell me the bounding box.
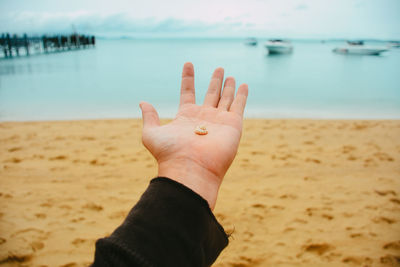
[180,62,195,106]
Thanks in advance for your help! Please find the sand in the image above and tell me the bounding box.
[0,119,399,266]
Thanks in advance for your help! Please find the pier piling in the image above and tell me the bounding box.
[0,33,96,59]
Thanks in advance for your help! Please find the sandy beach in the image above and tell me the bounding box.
[0,119,399,266]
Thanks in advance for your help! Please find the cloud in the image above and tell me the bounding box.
[295,4,308,10]
[1,2,399,40]
[0,11,248,37]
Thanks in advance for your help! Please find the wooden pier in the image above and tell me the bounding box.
[0,33,95,59]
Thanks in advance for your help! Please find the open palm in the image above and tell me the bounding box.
[140,62,248,209]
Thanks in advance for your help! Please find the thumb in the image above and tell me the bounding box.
[139,101,160,128]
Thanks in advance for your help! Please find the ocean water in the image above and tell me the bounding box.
[0,39,399,121]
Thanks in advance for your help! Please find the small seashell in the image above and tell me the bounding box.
[194,125,208,135]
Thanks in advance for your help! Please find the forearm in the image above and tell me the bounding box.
[92,177,228,267]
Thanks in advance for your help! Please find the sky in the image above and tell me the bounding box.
[0,0,399,39]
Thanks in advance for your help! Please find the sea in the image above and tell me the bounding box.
[0,39,399,121]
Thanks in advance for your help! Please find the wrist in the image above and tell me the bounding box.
[157,158,222,210]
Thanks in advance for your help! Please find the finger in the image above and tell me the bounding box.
[203,67,224,107]
[139,101,160,128]
[180,62,195,106]
[229,84,249,116]
[217,76,236,111]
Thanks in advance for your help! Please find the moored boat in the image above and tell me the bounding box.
[265,40,293,54]
[244,37,258,46]
[333,41,388,55]
[388,41,400,48]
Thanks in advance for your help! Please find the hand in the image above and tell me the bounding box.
[139,62,248,210]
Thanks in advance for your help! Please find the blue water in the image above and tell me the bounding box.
[0,39,399,121]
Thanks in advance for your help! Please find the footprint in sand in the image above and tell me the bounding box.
[279,194,298,200]
[82,202,103,212]
[305,207,318,216]
[372,216,396,224]
[347,155,357,161]
[352,122,370,130]
[5,157,22,163]
[273,153,296,161]
[251,203,266,209]
[251,151,265,155]
[305,207,334,220]
[380,255,400,265]
[321,214,334,220]
[70,217,85,223]
[0,249,33,264]
[271,205,285,210]
[30,241,44,251]
[243,230,254,240]
[292,218,308,224]
[305,158,321,164]
[374,189,397,196]
[342,256,373,265]
[342,145,356,154]
[11,228,45,238]
[5,228,48,262]
[364,158,378,167]
[390,198,400,205]
[81,136,96,141]
[250,203,268,221]
[283,227,296,233]
[0,193,13,199]
[89,159,106,166]
[34,213,47,219]
[60,262,79,267]
[373,152,394,162]
[40,201,53,208]
[383,240,400,251]
[349,233,363,238]
[365,205,378,210]
[8,147,22,152]
[299,242,335,257]
[342,212,354,218]
[49,155,67,161]
[369,232,377,237]
[71,238,92,248]
[303,141,315,145]
[234,255,262,266]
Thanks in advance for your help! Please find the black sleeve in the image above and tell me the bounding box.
[92,177,229,267]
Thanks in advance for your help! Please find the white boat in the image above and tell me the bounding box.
[388,41,400,48]
[244,38,257,46]
[333,41,388,55]
[265,40,293,54]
